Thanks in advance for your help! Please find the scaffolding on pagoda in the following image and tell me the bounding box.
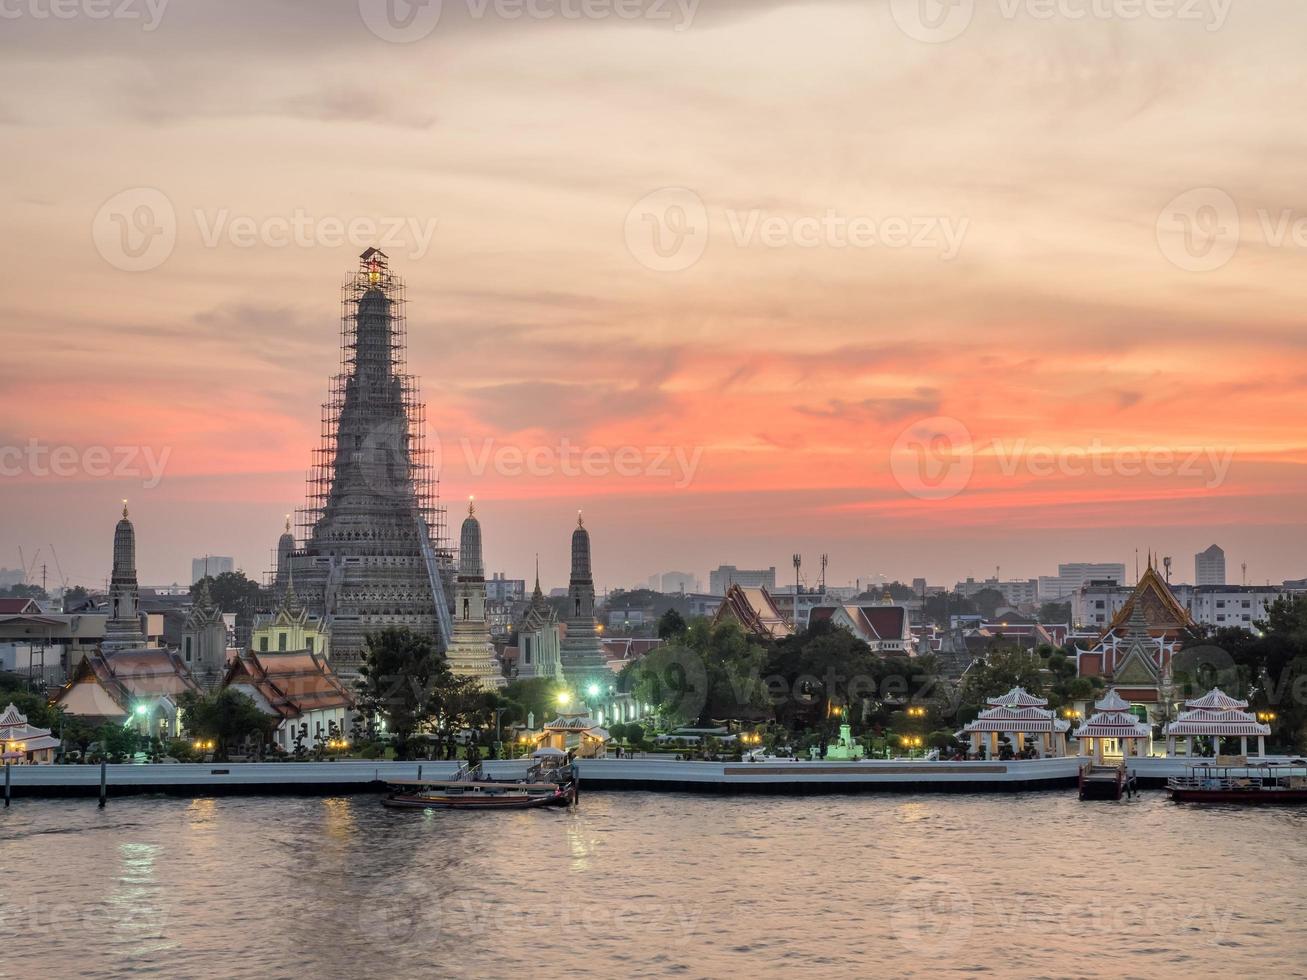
[1073,689,1152,762]
[1163,688,1271,758]
[959,687,1070,758]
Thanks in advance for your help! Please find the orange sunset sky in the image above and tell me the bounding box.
[2,0,1305,592]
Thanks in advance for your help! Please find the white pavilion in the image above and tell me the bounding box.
[1073,689,1152,762]
[1163,688,1272,758]
[960,687,1070,758]
[0,703,60,765]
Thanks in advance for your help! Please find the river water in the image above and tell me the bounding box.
[2,790,1303,979]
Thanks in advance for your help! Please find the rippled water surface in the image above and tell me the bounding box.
[3,790,1304,979]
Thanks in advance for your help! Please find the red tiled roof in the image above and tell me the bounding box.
[0,598,41,614]
[221,651,354,720]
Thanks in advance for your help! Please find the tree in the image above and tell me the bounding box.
[191,571,265,643]
[960,648,1046,709]
[62,585,92,610]
[356,627,448,760]
[94,722,139,763]
[178,688,278,761]
[1038,601,1071,624]
[0,583,47,600]
[972,588,1006,620]
[657,608,688,640]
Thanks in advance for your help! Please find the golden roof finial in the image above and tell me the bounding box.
[469,494,476,517]
[284,513,292,533]
[577,509,584,529]
[121,499,129,519]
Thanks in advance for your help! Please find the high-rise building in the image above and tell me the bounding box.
[103,502,148,653]
[444,500,506,688]
[1195,545,1226,586]
[709,565,777,595]
[1039,563,1127,600]
[560,513,608,691]
[191,556,234,584]
[285,250,453,675]
[658,571,698,594]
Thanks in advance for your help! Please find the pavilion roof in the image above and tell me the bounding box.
[1093,689,1132,712]
[1183,688,1248,711]
[962,704,1070,733]
[986,686,1048,708]
[0,703,60,752]
[1164,707,1270,737]
[1075,710,1151,741]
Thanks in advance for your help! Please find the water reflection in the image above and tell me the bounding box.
[4,793,1305,978]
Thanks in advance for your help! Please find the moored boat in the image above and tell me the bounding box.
[1166,762,1307,803]
[383,750,579,810]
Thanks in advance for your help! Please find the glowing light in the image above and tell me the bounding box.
[587,684,601,699]
[556,691,572,707]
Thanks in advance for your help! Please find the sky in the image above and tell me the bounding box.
[2,0,1305,593]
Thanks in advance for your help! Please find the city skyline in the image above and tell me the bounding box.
[4,2,1306,590]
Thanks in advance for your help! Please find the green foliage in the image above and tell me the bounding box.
[629,620,770,727]
[971,588,1007,620]
[0,583,47,600]
[94,722,139,762]
[62,585,91,609]
[178,688,277,760]
[1038,601,1071,624]
[501,677,561,728]
[165,737,198,762]
[961,648,1046,706]
[657,608,688,640]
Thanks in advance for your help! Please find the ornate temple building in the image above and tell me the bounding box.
[712,584,794,640]
[221,648,355,753]
[284,250,454,676]
[1075,558,1196,713]
[808,600,910,653]
[559,513,609,690]
[250,574,327,659]
[444,500,505,688]
[102,501,148,653]
[513,560,563,681]
[181,577,231,690]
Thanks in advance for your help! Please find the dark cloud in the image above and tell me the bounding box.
[795,387,941,425]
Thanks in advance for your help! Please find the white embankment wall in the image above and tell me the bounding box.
[6,755,1292,797]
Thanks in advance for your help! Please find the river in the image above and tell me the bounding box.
[2,791,1303,978]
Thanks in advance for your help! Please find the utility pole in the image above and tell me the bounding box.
[820,554,828,596]
[792,554,802,628]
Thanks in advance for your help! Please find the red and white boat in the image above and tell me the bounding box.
[1166,762,1307,804]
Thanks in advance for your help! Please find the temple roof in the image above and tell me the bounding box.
[712,584,793,639]
[221,650,354,720]
[54,646,200,719]
[1104,563,1194,636]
